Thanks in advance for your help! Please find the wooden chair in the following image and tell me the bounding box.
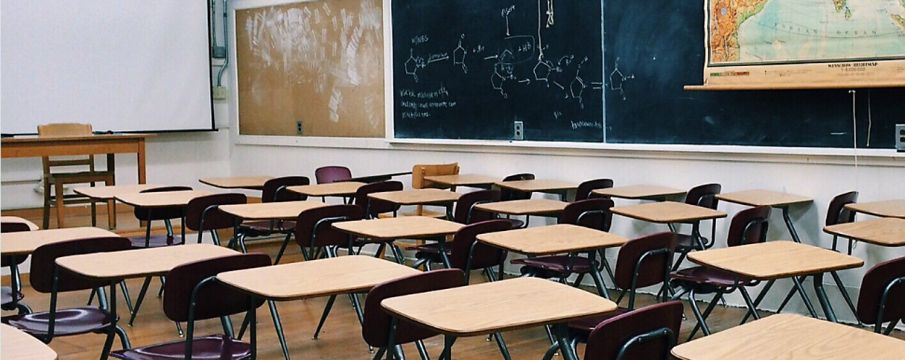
[406,163,460,218]
[38,123,115,229]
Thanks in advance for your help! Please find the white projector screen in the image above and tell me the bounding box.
[1,0,215,134]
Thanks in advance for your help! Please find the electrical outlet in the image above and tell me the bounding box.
[296,120,304,135]
[896,124,905,152]
[513,121,524,140]
[212,86,228,100]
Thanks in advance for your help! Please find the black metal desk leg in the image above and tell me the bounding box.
[791,276,819,318]
[553,324,579,360]
[439,335,457,360]
[780,206,802,243]
[812,273,838,323]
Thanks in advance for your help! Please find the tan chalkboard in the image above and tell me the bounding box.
[236,0,384,137]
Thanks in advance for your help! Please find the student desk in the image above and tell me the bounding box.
[287,181,365,199]
[73,184,163,229]
[346,171,412,184]
[717,190,812,243]
[381,277,617,360]
[115,190,211,243]
[1,323,58,360]
[369,189,461,218]
[495,179,577,200]
[611,201,726,250]
[0,216,40,230]
[217,255,421,359]
[845,199,905,219]
[592,184,686,200]
[55,244,238,334]
[219,200,330,257]
[824,217,905,248]
[477,224,627,297]
[423,174,498,190]
[688,241,863,323]
[672,314,905,360]
[1,227,117,256]
[332,217,463,265]
[199,176,273,190]
[474,199,569,217]
[1,133,151,184]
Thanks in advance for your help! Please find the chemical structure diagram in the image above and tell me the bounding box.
[402,0,601,105]
[608,57,635,100]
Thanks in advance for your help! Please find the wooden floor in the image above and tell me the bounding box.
[3,209,903,359]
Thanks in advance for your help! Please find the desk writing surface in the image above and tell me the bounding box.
[332,217,463,240]
[1,323,57,360]
[591,185,685,200]
[672,314,905,360]
[716,190,813,207]
[0,216,39,230]
[381,277,616,337]
[56,244,238,280]
[368,188,461,205]
[287,182,365,197]
[824,218,905,247]
[73,184,163,199]
[423,174,498,187]
[846,199,905,219]
[611,201,726,223]
[199,176,273,189]
[220,201,329,221]
[1,227,117,256]
[688,241,863,280]
[477,224,627,255]
[217,255,420,301]
[115,190,212,208]
[495,179,577,193]
[474,199,568,216]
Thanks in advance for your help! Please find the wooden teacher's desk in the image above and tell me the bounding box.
[1,133,152,184]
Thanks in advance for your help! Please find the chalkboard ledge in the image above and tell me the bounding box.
[684,82,905,91]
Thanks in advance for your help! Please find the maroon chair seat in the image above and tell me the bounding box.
[511,256,594,274]
[856,256,905,334]
[671,266,758,288]
[582,301,684,360]
[5,307,114,336]
[315,166,352,184]
[112,335,251,360]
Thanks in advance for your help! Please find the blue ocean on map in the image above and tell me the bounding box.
[736,0,905,63]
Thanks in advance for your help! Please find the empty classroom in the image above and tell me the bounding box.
[2,1,904,359]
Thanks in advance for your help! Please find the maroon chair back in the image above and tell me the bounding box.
[448,219,513,271]
[584,301,684,360]
[613,232,676,307]
[362,269,466,347]
[725,206,771,247]
[499,173,535,201]
[453,189,501,224]
[163,253,271,322]
[576,178,614,201]
[559,198,614,232]
[185,193,247,232]
[133,186,193,221]
[826,191,859,226]
[295,204,364,248]
[262,176,310,203]
[684,183,721,210]
[29,237,132,293]
[1,222,32,267]
[856,256,905,329]
[354,181,403,218]
[315,166,352,184]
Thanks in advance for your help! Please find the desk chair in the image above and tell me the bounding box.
[576,178,614,201]
[364,269,466,360]
[669,206,770,339]
[410,189,501,270]
[857,256,905,334]
[38,123,115,229]
[572,301,683,360]
[1,221,33,315]
[511,198,618,295]
[499,173,535,228]
[111,254,270,360]
[3,237,132,358]
[671,183,722,270]
[404,163,460,218]
[315,166,352,184]
[234,176,309,253]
